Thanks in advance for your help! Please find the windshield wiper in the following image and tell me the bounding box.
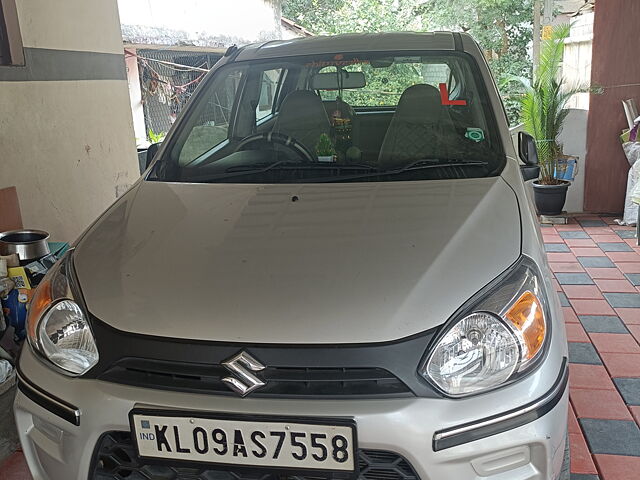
[192,161,378,181]
[312,158,489,182]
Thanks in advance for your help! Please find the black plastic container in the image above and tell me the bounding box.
[532,181,571,216]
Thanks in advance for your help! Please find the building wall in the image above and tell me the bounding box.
[553,12,593,213]
[559,109,588,213]
[0,0,139,241]
[584,1,640,213]
[563,11,593,111]
[125,48,147,147]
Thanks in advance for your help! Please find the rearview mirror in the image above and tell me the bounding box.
[311,70,366,90]
[518,132,538,166]
[145,142,161,170]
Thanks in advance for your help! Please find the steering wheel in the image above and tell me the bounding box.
[234,132,316,163]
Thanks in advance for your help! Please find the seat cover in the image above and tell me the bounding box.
[378,84,457,169]
[273,90,331,156]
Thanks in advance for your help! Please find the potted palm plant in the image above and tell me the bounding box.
[519,24,581,216]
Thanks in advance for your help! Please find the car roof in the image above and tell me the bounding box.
[234,32,460,62]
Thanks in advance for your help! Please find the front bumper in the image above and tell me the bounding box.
[14,342,568,480]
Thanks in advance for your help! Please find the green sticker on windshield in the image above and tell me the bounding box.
[465,128,485,143]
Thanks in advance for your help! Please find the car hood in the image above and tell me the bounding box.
[75,178,521,343]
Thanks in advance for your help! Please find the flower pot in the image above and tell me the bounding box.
[532,180,571,216]
[318,155,335,163]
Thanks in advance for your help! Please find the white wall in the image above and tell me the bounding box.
[125,48,147,147]
[554,12,593,212]
[558,109,588,213]
[0,0,139,241]
[563,12,593,110]
[118,0,281,45]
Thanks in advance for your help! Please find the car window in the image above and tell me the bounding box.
[319,61,457,107]
[256,68,282,122]
[178,67,244,166]
[156,51,505,183]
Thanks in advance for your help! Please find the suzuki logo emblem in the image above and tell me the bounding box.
[221,351,266,396]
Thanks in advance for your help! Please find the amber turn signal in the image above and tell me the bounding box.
[26,276,53,346]
[504,290,546,360]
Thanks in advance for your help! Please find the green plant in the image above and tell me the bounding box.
[148,128,166,144]
[517,24,582,185]
[316,133,336,156]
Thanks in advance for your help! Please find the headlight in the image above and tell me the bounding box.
[26,251,98,375]
[420,256,549,397]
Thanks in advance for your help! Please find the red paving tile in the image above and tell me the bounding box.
[585,267,625,279]
[556,224,583,230]
[563,306,580,323]
[615,308,640,325]
[571,299,616,316]
[543,234,565,243]
[570,433,599,474]
[571,247,605,257]
[568,405,581,434]
[584,227,615,235]
[562,285,604,299]
[593,278,638,293]
[547,252,578,263]
[569,364,616,390]
[570,388,632,420]
[590,333,640,354]
[552,278,562,291]
[566,323,591,342]
[549,262,585,272]
[600,352,640,377]
[0,452,32,480]
[565,238,597,247]
[630,406,640,424]
[606,251,640,263]
[591,234,626,243]
[594,454,640,480]
[626,238,639,247]
[627,325,640,343]
[616,262,640,273]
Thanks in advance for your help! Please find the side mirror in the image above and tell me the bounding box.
[518,132,538,165]
[145,142,161,170]
[520,164,540,182]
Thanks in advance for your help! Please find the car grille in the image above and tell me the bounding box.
[91,431,421,480]
[97,358,411,398]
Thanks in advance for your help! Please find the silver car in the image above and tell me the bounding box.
[15,32,569,480]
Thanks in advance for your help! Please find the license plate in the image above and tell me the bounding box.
[130,411,357,473]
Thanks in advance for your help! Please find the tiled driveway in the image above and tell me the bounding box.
[2,216,640,479]
[544,216,640,479]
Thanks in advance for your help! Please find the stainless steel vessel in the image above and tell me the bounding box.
[0,229,50,261]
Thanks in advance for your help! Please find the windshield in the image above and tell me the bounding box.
[150,51,505,184]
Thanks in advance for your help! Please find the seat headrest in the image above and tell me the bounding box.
[279,90,325,116]
[395,84,443,122]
